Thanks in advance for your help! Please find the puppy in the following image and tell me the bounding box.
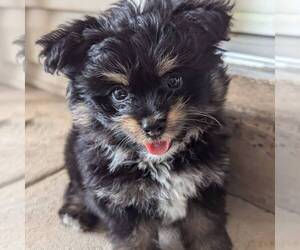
[37,0,233,249]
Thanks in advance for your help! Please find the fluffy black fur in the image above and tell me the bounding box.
[37,0,233,249]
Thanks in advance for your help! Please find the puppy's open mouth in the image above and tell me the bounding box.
[145,139,171,156]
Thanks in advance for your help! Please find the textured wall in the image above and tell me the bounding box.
[0,1,24,89]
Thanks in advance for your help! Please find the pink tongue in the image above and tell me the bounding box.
[145,140,171,155]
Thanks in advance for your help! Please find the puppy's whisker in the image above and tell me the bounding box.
[187,111,223,128]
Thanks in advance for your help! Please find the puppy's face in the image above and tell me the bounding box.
[81,51,206,156]
[37,0,232,158]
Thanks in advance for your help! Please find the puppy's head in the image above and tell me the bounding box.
[37,0,232,158]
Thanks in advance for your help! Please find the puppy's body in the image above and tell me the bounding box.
[38,0,233,249]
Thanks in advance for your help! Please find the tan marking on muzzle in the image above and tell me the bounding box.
[165,100,186,138]
[118,115,147,143]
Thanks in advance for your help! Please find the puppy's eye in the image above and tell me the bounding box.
[112,87,128,101]
[166,76,183,90]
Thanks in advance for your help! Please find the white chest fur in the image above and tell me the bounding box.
[156,170,202,224]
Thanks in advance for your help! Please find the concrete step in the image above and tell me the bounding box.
[225,76,274,212]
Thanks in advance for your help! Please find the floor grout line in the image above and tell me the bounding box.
[25,166,65,188]
[276,205,300,217]
[228,192,275,215]
[0,174,25,189]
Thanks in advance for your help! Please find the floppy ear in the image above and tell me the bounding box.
[36,16,100,77]
[172,0,233,44]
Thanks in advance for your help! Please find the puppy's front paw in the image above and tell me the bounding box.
[59,205,99,232]
[60,213,84,232]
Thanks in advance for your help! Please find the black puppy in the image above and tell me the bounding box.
[37,0,233,249]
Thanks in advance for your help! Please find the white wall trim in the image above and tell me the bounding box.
[224,52,300,83]
[225,52,275,69]
[224,52,275,80]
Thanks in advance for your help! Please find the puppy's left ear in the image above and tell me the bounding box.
[36,16,99,78]
[172,0,233,44]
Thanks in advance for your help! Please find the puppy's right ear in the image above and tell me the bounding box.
[36,16,99,77]
[172,0,233,45]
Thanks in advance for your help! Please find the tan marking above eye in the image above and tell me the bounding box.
[102,72,129,86]
[157,54,178,77]
[101,62,129,86]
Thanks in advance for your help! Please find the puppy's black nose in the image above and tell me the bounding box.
[142,118,166,138]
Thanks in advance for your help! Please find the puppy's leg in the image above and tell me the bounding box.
[159,225,185,250]
[59,182,98,231]
[110,219,160,250]
[180,201,232,250]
